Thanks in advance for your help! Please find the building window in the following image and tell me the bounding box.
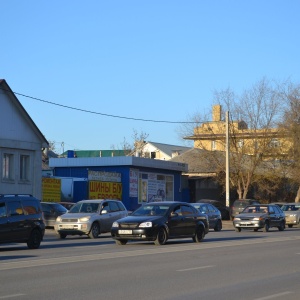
[150,152,156,159]
[20,155,30,181]
[2,153,14,180]
[269,139,280,148]
[238,140,244,148]
[211,141,216,150]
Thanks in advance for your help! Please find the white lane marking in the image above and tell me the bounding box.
[0,295,25,299]
[1,235,300,271]
[253,291,294,300]
[177,265,215,272]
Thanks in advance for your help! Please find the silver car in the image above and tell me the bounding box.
[54,199,128,239]
[233,204,285,232]
[281,203,300,228]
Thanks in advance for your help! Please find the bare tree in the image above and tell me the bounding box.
[182,78,289,200]
[111,129,149,156]
[280,82,300,202]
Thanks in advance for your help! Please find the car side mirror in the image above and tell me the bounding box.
[170,212,178,217]
[101,209,108,214]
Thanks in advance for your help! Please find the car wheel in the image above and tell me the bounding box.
[263,222,269,232]
[278,221,285,231]
[115,239,128,245]
[193,226,205,242]
[288,224,293,228]
[88,223,100,238]
[27,229,42,249]
[154,228,167,245]
[235,227,241,232]
[214,220,222,232]
[59,233,67,239]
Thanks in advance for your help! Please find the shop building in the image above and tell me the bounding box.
[49,155,188,211]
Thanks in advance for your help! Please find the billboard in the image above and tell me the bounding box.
[42,177,61,202]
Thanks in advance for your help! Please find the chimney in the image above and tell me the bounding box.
[212,105,222,121]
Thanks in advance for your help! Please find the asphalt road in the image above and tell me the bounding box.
[1,224,300,300]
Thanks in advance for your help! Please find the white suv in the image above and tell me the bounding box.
[54,199,128,239]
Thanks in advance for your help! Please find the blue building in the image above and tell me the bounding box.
[49,156,188,211]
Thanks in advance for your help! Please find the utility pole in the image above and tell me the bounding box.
[226,111,230,207]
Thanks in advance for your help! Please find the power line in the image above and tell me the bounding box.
[0,87,199,124]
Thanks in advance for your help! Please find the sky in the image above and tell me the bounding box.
[1,1,300,154]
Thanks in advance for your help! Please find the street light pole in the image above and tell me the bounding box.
[226,111,230,207]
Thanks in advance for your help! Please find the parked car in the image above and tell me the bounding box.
[59,202,75,210]
[271,202,286,208]
[191,203,222,231]
[54,199,128,239]
[111,202,209,245]
[0,194,45,249]
[231,199,260,219]
[233,204,285,232]
[41,202,68,228]
[196,199,230,220]
[280,203,300,228]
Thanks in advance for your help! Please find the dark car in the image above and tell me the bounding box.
[191,203,222,231]
[0,194,45,249]
[196,199,230,220]
[231,199,260,219]
[59,202,75,210]
[111,202,209,246]
[41,202,68,228]
[233,204,285,232]
[271,202,286,209]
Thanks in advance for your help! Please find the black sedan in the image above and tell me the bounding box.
[111,202,209,245]
[41,202,68,228]
[191,203,222,231]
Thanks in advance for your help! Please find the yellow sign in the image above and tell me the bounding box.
[42,178,61,202]
[89,181,122,200]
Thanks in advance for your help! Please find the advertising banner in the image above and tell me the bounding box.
[42,177,61,202]
[89,181,122,200]
[129,169,139,197]
[88,170,121,182]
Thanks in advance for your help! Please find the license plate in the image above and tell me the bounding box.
[241,222,251,225]
[61,225,74,229]
[119,229,132,234]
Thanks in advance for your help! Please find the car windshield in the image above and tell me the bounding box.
[243,206,268,213]
[69,202,100,213]
[52,204,68,213]
[281,205,300,211]
[132,205,169,216]
[234,201,250,207]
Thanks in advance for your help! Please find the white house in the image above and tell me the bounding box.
[136,141,191,160]
[0,79,48,198]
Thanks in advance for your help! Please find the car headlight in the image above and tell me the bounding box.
[253,217,263,221]
[234,217,241,221]
[79,216,91,222]
[56,216,62,222]
[112,222,119,228]
[139,222,152,228]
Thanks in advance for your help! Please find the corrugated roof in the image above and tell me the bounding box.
[170,148,224,174]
